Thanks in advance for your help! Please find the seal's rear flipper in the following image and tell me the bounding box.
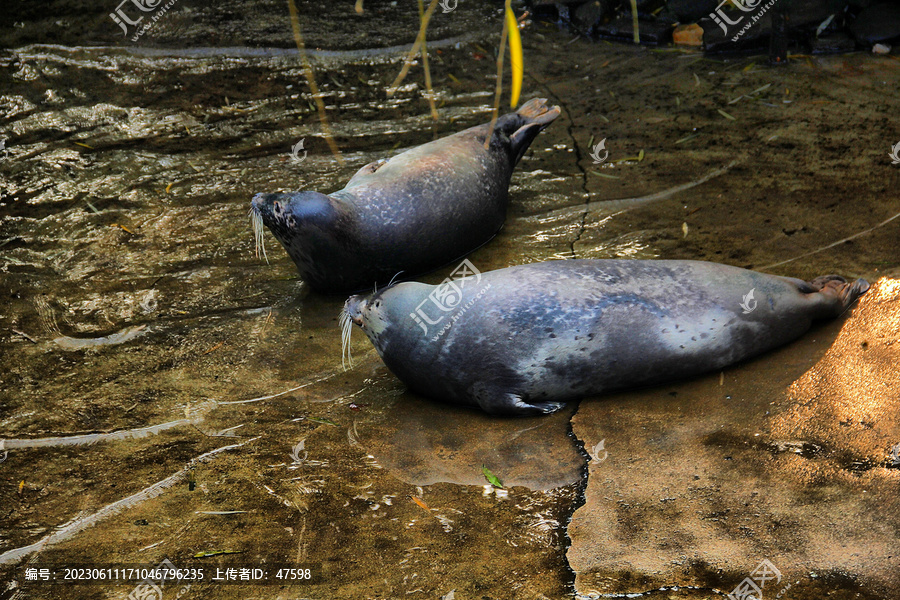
[513,97,562,128]
[495,98,562,166]
[805,275,870,316]
[837,278,870,310]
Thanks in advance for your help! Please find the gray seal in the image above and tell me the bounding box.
[250,98,561,294]
[341,259,869,416]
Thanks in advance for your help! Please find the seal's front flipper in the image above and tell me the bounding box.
[478,391,566,417]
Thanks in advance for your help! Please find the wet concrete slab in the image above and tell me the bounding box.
[2,2,900,597]
[568,278,900,599]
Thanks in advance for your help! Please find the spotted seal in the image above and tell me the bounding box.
[341,259,869,415]
[250,98,561,293]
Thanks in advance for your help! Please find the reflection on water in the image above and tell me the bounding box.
[359,394,583,490]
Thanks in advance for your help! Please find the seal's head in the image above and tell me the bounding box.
[250,191,340,274]
[341,278,432,368]
[341,288,394,369]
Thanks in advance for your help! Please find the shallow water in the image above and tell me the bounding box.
[1,2,899,599]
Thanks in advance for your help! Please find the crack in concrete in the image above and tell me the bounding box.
[562,402,592,595]
[565,114,591,259]
[527,73,591,259]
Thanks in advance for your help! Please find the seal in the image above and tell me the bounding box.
[250,98,561,294]
[341,259,869,415]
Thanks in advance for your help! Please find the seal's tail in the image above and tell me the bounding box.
[495,97,561,165]
[808,275,870,314]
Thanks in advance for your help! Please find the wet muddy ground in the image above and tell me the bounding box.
[1,1,899,599]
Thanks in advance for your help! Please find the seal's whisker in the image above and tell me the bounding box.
[249,208,269,265]
[386,271,404,289]
[339,306,354,371]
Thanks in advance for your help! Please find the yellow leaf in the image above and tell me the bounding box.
[505,1,522,108]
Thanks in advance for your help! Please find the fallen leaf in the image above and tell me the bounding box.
[482,465,504,488]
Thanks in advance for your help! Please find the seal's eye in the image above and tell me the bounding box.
[374,300,382,308]
[273,201,281,212]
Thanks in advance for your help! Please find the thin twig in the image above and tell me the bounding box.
[759,210,900,270]
[484,8,510,150]
[286,0,344,165]
[418,0,439,124]
[629,0,640,44]
[387,0,440,96]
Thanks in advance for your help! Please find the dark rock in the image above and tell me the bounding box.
[654,8,681,26]
[595,15,674,44]
[667,0,720,23]
[850,2,900,44]
[572,0,621,35]
[635,0,665,11]
[701,11,773,52]
[810,31,856,53]
[701,0,846,53]
[528,1,563,22]
[787,0,850,30]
